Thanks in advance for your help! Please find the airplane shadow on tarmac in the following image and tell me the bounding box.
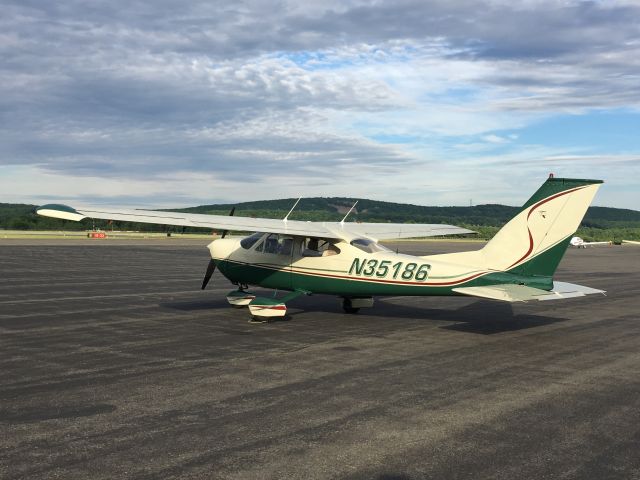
[161,292,568,335]
[290,295,568,335]
[437,303,568,334]
[163,297,230,311]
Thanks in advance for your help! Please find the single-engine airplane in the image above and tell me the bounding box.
[37,176,605,321]
[569,236,612,248]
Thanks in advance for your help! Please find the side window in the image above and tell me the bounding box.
[302,238,341,257]
[263,234,279,254]
[261,234,294,255]
[302,238,322,257]
[321,242,340,256]
[280,237,293,256]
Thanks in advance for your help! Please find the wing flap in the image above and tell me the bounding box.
[453,281,605,302]
[332,223,474,240]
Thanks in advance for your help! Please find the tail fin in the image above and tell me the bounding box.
[481,176,603,277]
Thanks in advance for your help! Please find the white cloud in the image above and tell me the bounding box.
[482,134,508,144]
[1,0,639,209]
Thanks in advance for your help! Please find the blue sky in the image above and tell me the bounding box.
[516,111,640,152]
[0,0,638,209]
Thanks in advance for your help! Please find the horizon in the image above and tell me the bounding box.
[4,197,638,215]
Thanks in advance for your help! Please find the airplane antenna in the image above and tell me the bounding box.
[340,200,358,225]
[283,197,301,222]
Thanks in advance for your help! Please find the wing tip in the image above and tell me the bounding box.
[36,204,86,222]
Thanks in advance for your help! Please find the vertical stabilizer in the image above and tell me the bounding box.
[481,177,603,277]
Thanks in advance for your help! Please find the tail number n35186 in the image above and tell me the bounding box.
[349,258,431,281]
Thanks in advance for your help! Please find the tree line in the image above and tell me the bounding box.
[2,199,639,241]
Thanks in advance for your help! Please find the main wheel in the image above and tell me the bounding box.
[342,298,360,314]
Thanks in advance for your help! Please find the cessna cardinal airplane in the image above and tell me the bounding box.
[569,236,612,248]
[37,176,605,321]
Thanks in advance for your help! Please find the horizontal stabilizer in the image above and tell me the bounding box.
[452,281,605,303]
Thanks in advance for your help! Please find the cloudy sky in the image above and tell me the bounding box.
[1,0,639,209]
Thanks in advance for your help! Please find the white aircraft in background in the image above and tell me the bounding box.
[622,240,640,245]
[570,236,612,248]
[37,176,606,322]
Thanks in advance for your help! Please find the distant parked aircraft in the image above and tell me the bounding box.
[622,240,640,245]
[37,176,605,321]
[570,236,611,248]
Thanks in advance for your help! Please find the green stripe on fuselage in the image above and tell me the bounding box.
[217,258,472,296]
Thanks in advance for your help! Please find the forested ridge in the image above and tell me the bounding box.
[2,199,639,241]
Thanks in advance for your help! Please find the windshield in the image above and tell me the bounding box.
[240,232,264,249]
[350,238,391,254]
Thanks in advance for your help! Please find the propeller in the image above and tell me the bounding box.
[201,259,217,290]
[201,207,235,290]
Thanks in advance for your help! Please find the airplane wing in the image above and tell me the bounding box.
[36,203,474,241]
[452,281,605,302]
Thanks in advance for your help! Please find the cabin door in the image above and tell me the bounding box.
[255,233,293,290]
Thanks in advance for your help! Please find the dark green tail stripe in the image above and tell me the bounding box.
[519,177,603,213]
[508,235,573,279]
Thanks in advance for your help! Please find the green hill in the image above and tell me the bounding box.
[2,198,640,241]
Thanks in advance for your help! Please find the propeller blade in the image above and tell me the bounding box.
[201,259,217,290]
[221,206,235,239]
[204,206,234,289]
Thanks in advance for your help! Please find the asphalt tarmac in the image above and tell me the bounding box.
[1,239,639,479]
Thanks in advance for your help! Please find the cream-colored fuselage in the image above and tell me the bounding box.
[210,237,487,296]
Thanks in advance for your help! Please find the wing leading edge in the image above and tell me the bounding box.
[36,203,475,241]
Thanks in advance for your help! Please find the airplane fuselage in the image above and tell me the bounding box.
[210,236,552,298]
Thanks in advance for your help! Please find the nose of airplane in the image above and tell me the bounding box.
[207,238,238,260]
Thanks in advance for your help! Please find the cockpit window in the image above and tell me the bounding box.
[240,232,264,249]
[350,238,390,253]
